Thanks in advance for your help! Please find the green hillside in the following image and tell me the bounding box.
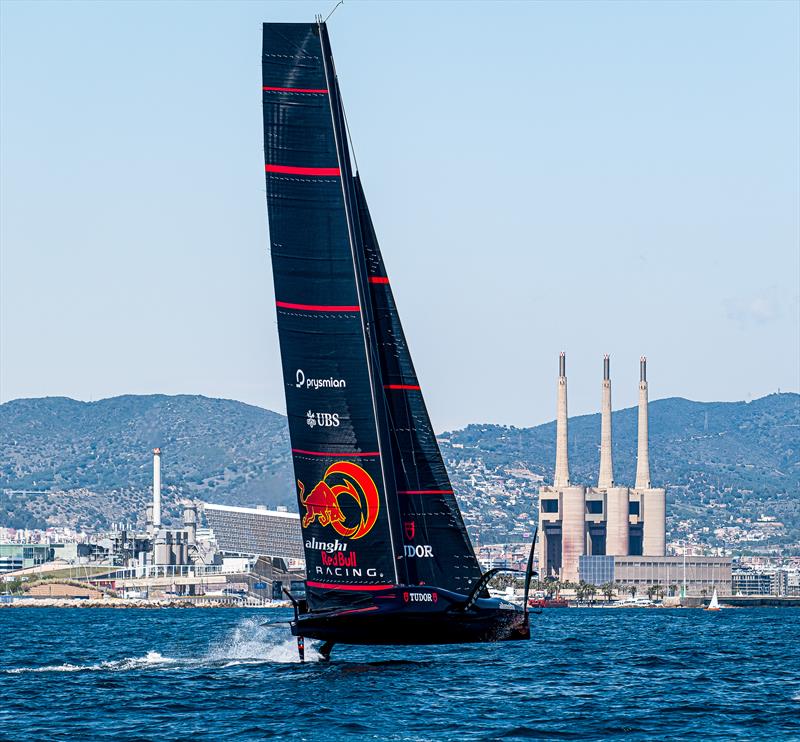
[1,393,797,549]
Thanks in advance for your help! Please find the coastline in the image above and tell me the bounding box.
[0,597,290,609]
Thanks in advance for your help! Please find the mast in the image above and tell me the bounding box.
[318,22,406,585]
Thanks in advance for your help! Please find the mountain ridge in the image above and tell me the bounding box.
[1,392,797,548]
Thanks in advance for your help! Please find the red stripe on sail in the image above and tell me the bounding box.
[276,301,360,312]
[291,448,380,457]
[306,581,394,591]
[369,276,390,284]
[398,490,455,495]
[265,164,340,176]
[384,384,421,390]
[262,86,328,94]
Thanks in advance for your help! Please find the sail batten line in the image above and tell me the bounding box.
[291,448,380,457]
[384,384,421,390]
[262,85,328,93]
[265,164,340,176]
[398,490,454,495]
[306,581,394,591]
[276,301,360,312]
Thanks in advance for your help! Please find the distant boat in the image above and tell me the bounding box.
[528,597,569,609]
[707,588,721,611]
[261,20,537,661]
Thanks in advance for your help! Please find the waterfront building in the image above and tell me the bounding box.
[203,503,304,561]
[538,354,667,581]
[732,566,791,596]
[0,544,54,574]
[579,554,732,596]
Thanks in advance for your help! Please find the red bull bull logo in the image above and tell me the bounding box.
[297,461,380,540]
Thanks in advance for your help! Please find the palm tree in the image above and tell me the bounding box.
[544,579,560,598]
[600,582,615,604]
[628,585,637,600]
[560,580,575,597]
[646,584,658,601]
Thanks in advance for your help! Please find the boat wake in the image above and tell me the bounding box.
[3,651,178,674]
[2,617,317,674]
[205,616,320,665]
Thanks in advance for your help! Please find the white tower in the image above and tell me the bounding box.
[152,448,162,530]
[598,354,614,489]
[635,357,651,490]
[554,352,570,488]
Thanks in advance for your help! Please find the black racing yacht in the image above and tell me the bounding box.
[261,19,536,661]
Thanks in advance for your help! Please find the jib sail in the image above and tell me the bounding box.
[354,175,483,595]
[262,22,404,606]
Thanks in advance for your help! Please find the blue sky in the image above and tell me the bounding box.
[1,0,798,430]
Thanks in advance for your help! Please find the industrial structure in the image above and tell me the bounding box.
[55,448,305,600]
[539,354,667,581]
[203,503,303,561]
[579,554,732,597]
[109,448,201,572]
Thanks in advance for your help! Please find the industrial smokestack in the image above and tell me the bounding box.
[598,354,614,489]
[554,352,570,488]
[183,504,197,546]
[153,448,162,530]
[605,486,629,556]
[635,357,651,489]
[561,485,586,581]
[643,487,666,556]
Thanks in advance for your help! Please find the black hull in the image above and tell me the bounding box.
[290,585,530,646]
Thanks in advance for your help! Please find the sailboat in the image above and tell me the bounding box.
[707,588,721,611]
[261,20,536,660]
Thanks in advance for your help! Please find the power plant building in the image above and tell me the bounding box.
[579,554,731,597]
[539,354,667,581]
[203,503,304,561]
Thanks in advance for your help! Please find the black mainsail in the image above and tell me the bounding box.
[262,20,533,656]
[262,23,403,606]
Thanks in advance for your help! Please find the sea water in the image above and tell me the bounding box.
[1,607,798,740]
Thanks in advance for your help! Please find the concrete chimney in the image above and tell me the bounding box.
[152,448,162,530]
[183,504,197,546]
[598,354,614,489]
[635,357,651,490]
[605,486,629,556]
[561,485,586,582]
[643,488,666,556]
[554,352,570,488]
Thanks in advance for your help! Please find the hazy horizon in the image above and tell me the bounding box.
[2,0,798,430]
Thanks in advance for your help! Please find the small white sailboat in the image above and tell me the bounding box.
[706,588,721,611]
